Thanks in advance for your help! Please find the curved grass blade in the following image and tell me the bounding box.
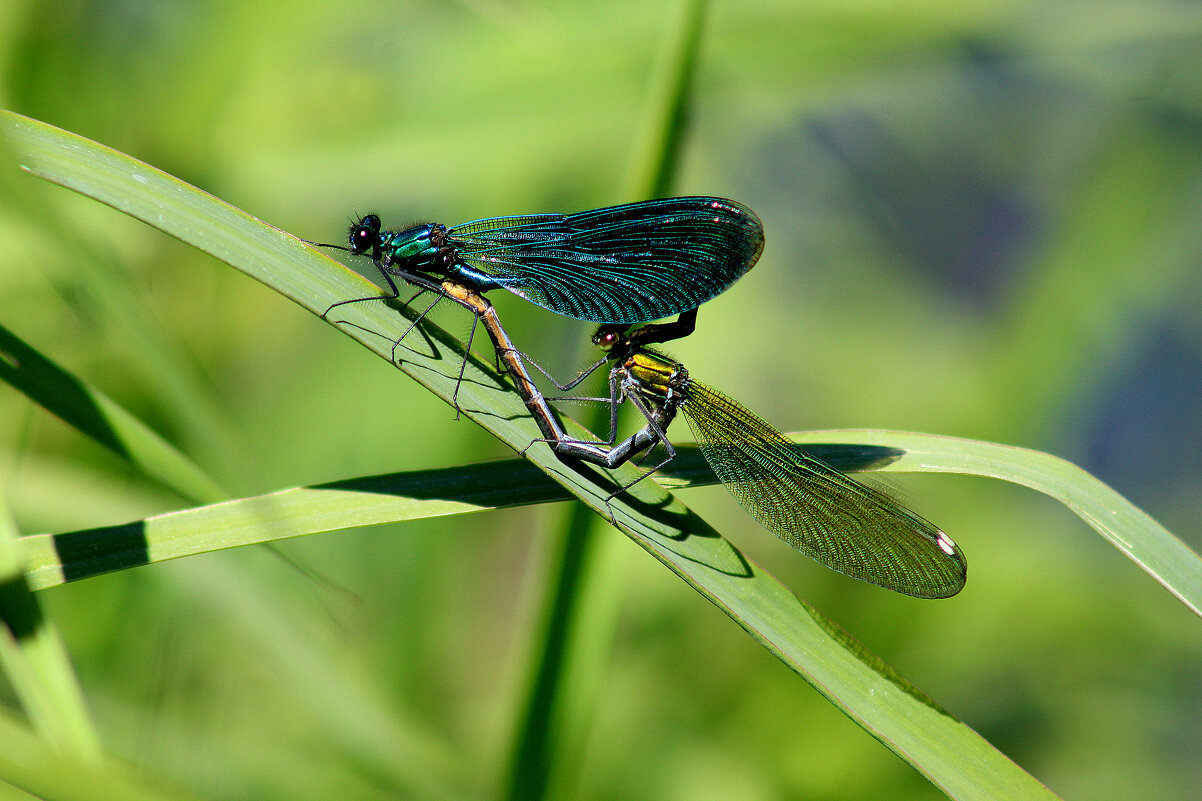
[2,110,1056,799]
[23,430,1186,617]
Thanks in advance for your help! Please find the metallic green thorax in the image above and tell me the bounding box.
[623,351,684,399]
[379,224,444,265]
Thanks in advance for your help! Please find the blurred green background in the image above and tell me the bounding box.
[2,0,1202,799]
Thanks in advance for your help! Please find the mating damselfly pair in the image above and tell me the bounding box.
[314,196,966,599]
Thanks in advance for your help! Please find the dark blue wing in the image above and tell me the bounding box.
[447,197,763,323]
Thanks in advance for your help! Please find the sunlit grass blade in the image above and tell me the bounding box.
[1,110,1059,799]
[24,430,1191,618]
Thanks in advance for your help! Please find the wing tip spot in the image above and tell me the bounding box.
[936,531,957,556]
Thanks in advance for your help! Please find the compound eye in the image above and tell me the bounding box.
[348,216,381,254]
[348,227,370,254]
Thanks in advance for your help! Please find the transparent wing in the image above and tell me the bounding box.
[680,381,966,598]
[447,197,764,323]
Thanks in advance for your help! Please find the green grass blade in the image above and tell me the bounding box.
[0,322,228,505]
[1,110,1058,799]
[0,493,101,763]
[17,460,565,590]
[25,429,1189,620]
[0,706,199,801]
[11,442,940,590]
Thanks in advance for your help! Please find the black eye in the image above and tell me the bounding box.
[348,215,382,254]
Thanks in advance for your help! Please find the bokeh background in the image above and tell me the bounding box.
[3,1,1202,799]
